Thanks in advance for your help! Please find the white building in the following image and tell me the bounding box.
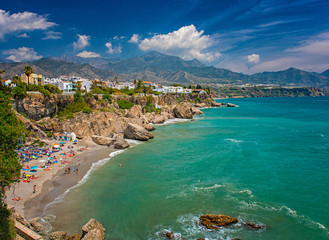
[58,81,73,93]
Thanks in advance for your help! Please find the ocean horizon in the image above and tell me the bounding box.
[45,96,329,240]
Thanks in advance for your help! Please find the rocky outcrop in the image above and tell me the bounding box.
[29,217,45,232]
[227,103,236,107]
[81,219,105,240]
[191,106,203,115]
[199,214,238,229]
[173,102,193,119]
[114,136,130,149]
[14,110,47,139]
[124,123,154,141]
[243,222,266,230]
[91,135,114,146]
[126,105,143,118]
[49,231,68,240]
[212,101,225,107]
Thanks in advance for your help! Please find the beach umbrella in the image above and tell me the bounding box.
[53,144,60,148]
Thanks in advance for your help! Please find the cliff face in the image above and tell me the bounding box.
[14,94,73,121]
[14,93,222,146]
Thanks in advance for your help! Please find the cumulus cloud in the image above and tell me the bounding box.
[129,34,140,43]
[105,41,122,54]
[43,31,62,40]
[139,25,220,62]
[3,47,42,62]
[73,34,90,50]
[76,51,100,58]
[0,9,56,39]
[17,33,29,38]
[248,54,260,64]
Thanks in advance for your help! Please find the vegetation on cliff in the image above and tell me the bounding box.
[0,84,26,240]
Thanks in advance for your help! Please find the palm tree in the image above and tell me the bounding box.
[24,66,33,84]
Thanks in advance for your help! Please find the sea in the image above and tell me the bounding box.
[44,96,329,240]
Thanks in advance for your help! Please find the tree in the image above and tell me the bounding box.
[12,76,21,85]
[24,66,33,84]
[0,88,26,239]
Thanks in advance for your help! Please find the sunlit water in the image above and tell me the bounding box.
[45,97,329,240]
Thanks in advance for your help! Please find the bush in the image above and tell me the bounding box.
[82,107,92,114]
[13,84,27,99]
[58,101,88,119]
[117,99,135,109]
[39,88,51,98]
[46,131,53,137]
[73,92,83,102]
[102,94,112,104]
[44,84,62,94]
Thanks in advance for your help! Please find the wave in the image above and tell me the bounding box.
[225,138,244,143]
[155,118,190,126]
[125,139,144,146]
[226,195,328,234]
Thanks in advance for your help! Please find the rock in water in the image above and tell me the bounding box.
[173,103,193,119]
[114,137,130,149]
[227,103,236,107]
[191,106,203,115]
[199,214,238,229]
[91,135,114,146]
[243,222,266,230]
[81,219,105,240]
[124,123,154,141]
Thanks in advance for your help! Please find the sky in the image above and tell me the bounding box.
[1,0,329,74]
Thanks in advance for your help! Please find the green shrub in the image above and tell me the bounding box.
[117,99,135,109]
[13,84,27,99]
[74,91,83,102]
[19,112,28,118]
[46,131,53,137]
[39,88,51,98]
[82,107,92,114]
[44,84,62,94]
[102,94,112,104]
[58,101,88,119]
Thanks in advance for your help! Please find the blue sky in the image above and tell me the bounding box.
[1,0,329,74]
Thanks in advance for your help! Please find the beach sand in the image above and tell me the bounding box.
[5,141,117,220]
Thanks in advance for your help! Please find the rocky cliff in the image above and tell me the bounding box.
[14,93,224,147]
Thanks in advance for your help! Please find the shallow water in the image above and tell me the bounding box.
[46,97,329,240]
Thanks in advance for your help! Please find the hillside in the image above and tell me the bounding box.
[0,53,329,88]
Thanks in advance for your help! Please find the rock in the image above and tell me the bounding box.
[124,123,154,141]
[29,217,45,232]
[152,114,166,124]
[81,228,103,240]
[126,105,143,118]
[191,106,203,115]
[164,231,174,239]
[91,135,114,146]
[7,205,31,228]
[227,103,236,107]
[243,222,266,230]
[194,103,207,108]
[81,219,105,240]
[173,102,193,119]
[144,123,155,131]
[49,231,69,240]
[211,101,225,107]
[114,137,130,149]
[199,214,238,229]
[69,234,81,240]
[79,136,98,147]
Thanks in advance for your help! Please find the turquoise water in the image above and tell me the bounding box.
[47,97,329,240]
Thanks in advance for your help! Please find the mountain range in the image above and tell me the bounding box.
[1,51,329,89]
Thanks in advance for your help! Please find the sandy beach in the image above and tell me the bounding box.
[5,140,117,220]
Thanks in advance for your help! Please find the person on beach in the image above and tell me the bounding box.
[65,168,68,174]
[68,167,71,174]
[33,185,36,194]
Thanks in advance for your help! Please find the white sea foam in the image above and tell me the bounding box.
[238,189,254,198]
[225,138,244,143]
[155,118,190,126]
[126,139,143,146]
[194,184,224,191]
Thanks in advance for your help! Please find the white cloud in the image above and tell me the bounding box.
[0,9,56,39]
[73,34,90,50]
[286,32,329,55]
[248,54,260,64]
[105,41,122,54]
[17,33,29,38]
[113,35,125,40]
[3,47,42,62]
[129,34,140,43]
[76,51,100,58]
[139,25,220,62]
[43,31,62,40]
